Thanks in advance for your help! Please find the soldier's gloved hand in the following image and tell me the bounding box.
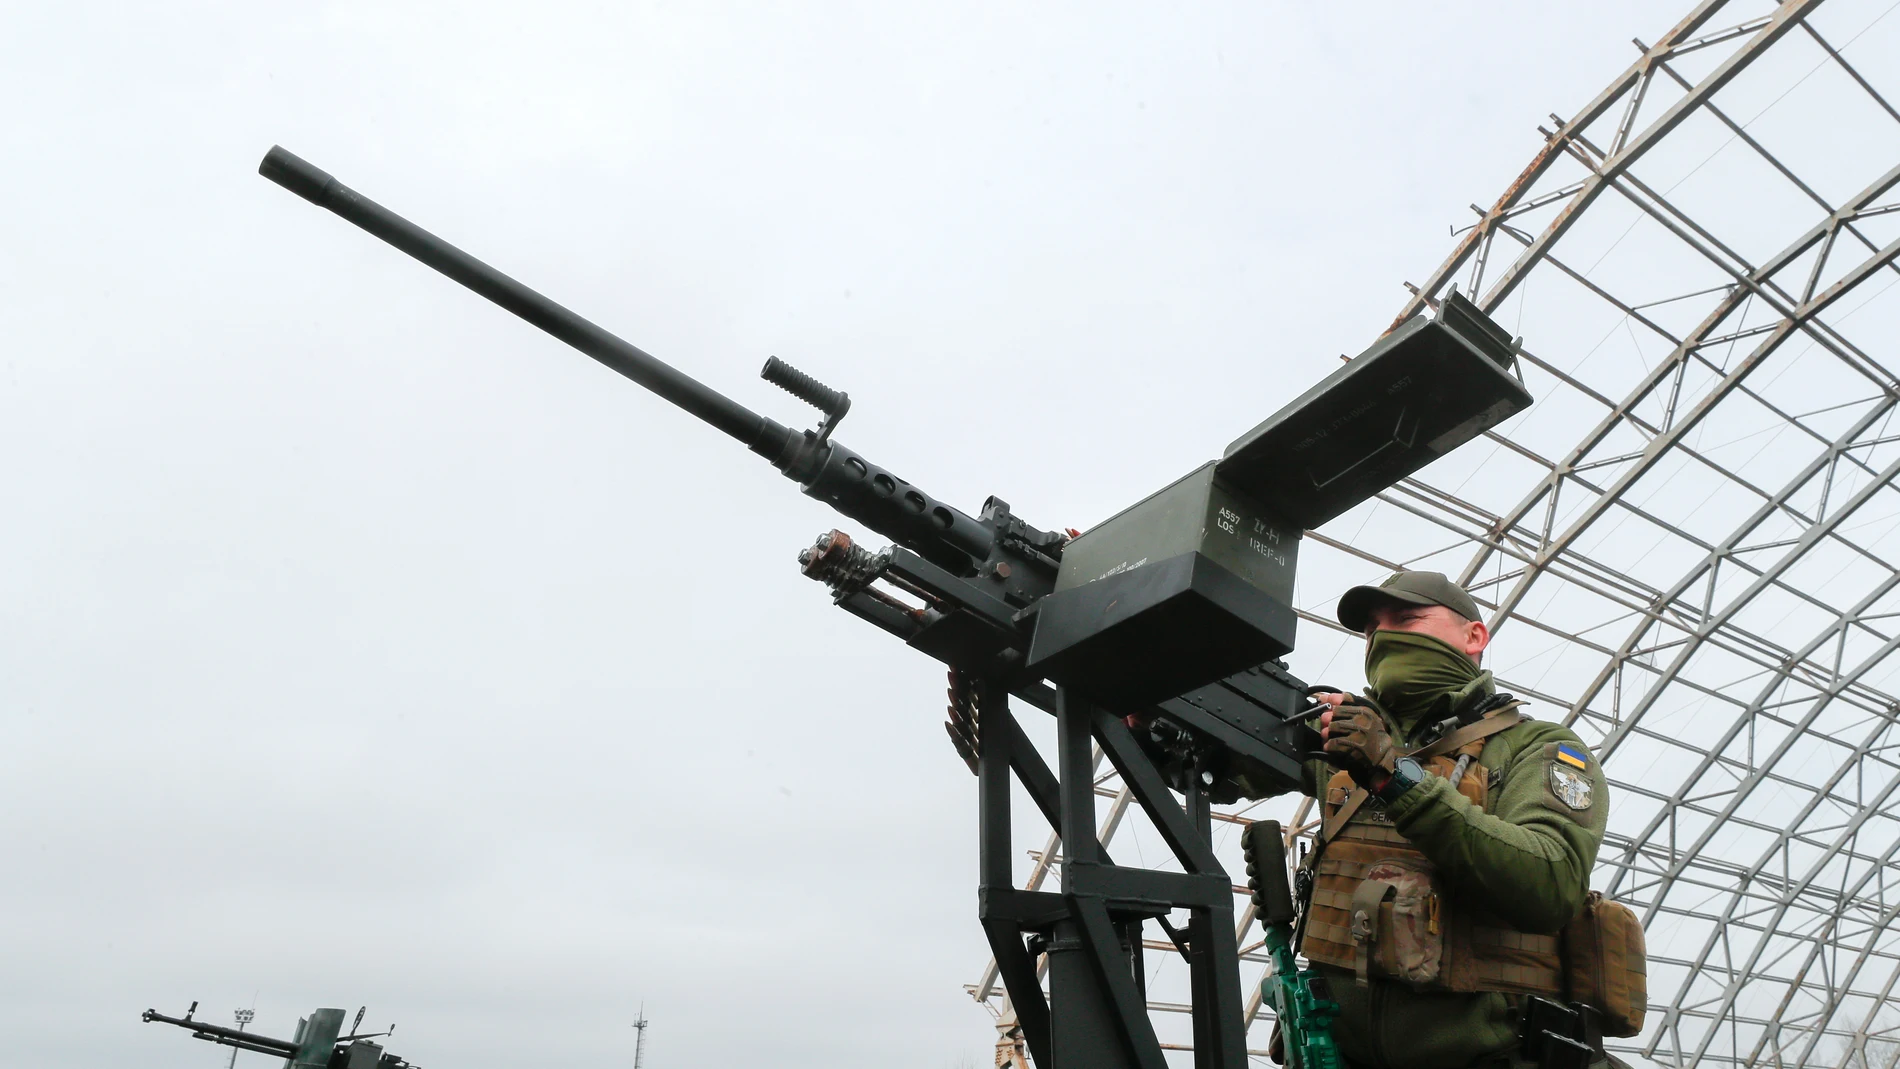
[1321,697,1398,790]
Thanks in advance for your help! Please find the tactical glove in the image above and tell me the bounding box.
[1322,698,1398,790]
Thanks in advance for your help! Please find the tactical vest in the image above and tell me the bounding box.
[1299,706,1568,996]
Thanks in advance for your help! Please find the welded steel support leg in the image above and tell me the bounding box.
[978,683,1052,1069]
[979,679,1016,891]
[1050,687,1138,1068]
[1184,764,1247,1069]
[983,686,1248,1068]
[1091,709,1248,1069]
[1054,689,1167,1069]
[1057,687,1100,867]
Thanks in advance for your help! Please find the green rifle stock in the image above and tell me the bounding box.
[1243,821,1342,1069]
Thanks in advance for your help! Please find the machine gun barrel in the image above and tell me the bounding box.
[259,146,1001,576]
[259,146,785,454]
[141,1008,300,1057]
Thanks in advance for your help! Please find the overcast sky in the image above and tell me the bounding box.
[4,3,1672,1066]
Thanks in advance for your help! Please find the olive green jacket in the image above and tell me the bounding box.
[1235,702,1610,1069]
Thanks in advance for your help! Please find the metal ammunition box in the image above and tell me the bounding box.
[1027,462,1300,707]
[1218,291,1532,529]
[1026,295,1529,707]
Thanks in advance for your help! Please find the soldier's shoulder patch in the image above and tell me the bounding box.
[1548,762,1593,811]
[1536,739,1598,822]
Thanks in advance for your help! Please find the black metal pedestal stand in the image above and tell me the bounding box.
[977,682,1249,1069]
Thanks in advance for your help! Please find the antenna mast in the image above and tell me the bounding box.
[226,1008,255,1069]
[631,1006,649,1069]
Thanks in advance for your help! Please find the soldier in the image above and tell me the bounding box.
[1238,570,1612,1069]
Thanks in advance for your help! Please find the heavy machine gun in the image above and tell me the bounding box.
[143,1002,412,1068]
[257,145,1532,1069]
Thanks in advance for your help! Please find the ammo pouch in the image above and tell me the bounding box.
[1561,890,1647,1038]
[1348,857,1442,986]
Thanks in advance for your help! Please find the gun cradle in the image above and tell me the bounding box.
[798,524,1313,798]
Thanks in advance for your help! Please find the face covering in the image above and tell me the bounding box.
[1363,629,1491,727]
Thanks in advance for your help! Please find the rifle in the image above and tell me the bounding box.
[1242,821,1342,1069]
[256,145,1531,1068]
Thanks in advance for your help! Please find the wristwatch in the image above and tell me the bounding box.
[1376,756,1426,803]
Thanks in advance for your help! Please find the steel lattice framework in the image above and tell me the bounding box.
[969,1,1900,1065]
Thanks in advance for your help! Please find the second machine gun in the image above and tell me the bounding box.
[143,1003,412,1069]
[257,145,1533,1069]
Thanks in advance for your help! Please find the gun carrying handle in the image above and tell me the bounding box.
[1242,820,1299,926]
[762,356,849,443]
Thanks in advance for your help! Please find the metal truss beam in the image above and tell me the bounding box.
[969,5,1900,1062]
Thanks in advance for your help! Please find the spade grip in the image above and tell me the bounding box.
[1242,819,1297,926]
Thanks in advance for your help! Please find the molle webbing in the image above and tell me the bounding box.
[1471,928,1565,993]
[1299,706,1567,997]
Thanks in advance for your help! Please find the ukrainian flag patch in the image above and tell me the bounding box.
[1555,743,1590,770]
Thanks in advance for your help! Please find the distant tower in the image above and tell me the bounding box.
[631,1007,650,1069]
[226,1008,255,1069]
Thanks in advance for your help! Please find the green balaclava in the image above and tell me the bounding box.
[1363,630,1493,730]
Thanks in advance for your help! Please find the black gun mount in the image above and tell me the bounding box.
[258,145,1532,1069]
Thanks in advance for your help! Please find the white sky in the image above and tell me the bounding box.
[3,3,1671,1066]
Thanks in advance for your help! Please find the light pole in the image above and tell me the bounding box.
[226,1008,255,1069]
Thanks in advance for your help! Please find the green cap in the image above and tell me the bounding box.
[1336,570,1482,633]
